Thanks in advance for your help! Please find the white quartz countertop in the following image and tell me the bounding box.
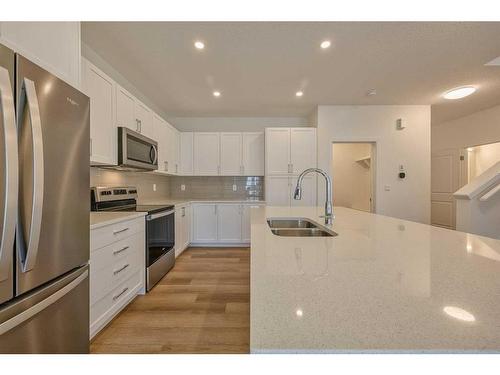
[138,198,266,206]
[250,206,500,353]
[90,211,147,230]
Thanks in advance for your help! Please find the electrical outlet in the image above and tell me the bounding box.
[153,184,157,192]
[181,184,186,191]
[232,184,237,191]
[384,185,391,191]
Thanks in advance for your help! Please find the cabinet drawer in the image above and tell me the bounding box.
[90,270,142,337]
[90,232,144,273]
[91,217,144,251]
[90,246,142,304]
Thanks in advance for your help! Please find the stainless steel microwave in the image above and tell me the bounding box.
[117,127,158,171]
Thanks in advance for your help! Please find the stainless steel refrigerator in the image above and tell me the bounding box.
[0,43,90,353]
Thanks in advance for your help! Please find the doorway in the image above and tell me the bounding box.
[331,142,375,213]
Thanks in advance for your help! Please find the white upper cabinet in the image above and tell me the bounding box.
[265,128,291,175]
[180,132,194,175]
[290,128,317,175]
[242,132,265,176]
[265,176,316,207]
[265,127,316,176]
[81,58,116,166]
[0,22,81,88]
[220,133,243,176]
[134,100,153,138]
[193,133,220,176]
[153,113,168,173]
[115,85,136,131]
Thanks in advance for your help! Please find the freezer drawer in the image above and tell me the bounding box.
[0,266,89,354]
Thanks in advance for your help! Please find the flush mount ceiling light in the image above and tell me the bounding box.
[443,86,476,100]
[213,91,221,97]
[295,91,304,97]
[320,40,331,49]
[443,306,476,322]
[194,41,205,50]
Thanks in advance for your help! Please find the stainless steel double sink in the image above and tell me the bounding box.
[267,218,338,237]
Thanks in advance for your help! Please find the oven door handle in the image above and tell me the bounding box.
[146,209,175,221]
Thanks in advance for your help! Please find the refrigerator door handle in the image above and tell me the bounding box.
[0,269,88,335]
[17,78,44,272]
[0,67,18,282]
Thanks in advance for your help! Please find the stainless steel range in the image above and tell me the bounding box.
[91,186,175,291]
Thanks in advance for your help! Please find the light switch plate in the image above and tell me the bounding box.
[232,184,237,191]
[181,184,186,191]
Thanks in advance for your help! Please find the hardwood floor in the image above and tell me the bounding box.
[90,247,250,354]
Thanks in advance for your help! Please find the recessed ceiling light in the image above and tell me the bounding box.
[213,91,221,97]
[443,306,475,322]
[194,41,205,50]
[443,86,476,100]
[295,91,304,97]
[320,40,331,49]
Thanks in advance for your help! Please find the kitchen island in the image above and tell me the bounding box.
[250,206,500,353]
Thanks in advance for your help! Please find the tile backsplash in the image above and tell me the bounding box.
[168,176,264,200]
[90,168,171,200]
[90,168,264,201]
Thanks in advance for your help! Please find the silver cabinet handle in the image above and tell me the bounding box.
[287,164,291,173]
[113,227,129,235]
[113,246,129,255]
[113,287,129,301]
[113,263,130,275]
[90,138,93,156]
[138,120,142,133]
[165,161,168,171]
[182,207,185,217]
[217,165,220,175]
[135,119,140,133]
[290,163,293,173]
[176,164,178,173]
[0,67,18,282]
[17,78,44,273]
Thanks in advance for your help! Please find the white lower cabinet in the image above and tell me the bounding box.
[191,202,263,245]
[90,216,145,339]
[217,204,242,242]
[192,204,218,243]
[175,203,191,257]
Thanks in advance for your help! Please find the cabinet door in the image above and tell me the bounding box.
[82,59,116,165]
[242,132,264,176]
[135,100,153,138]
[220,133,242,176]
[290,128,317,175]
[193,133,220,176]
[174,207,182,257]
[241,205,251,242]
[182,205,191,249]
[291,176,317,207]
[115,85,136,131]
[192,204,218,242]
[180,132,194,175]
[265,176,291,206]
[153,114,168,173]
[265,128,290,175]
[217,204,242,242]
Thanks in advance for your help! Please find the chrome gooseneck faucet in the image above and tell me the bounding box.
[293,168,334,225]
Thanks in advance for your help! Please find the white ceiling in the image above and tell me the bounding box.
[81,22,500,125]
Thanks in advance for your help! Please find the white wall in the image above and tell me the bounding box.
[316,105,431,224]
[168,117,309,132]
[432,104,500,151]
[332,143,372,212]
[470,142,500,179]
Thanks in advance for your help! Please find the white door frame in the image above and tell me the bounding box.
[330,138,379,213]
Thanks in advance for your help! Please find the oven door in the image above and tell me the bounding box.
[146,210,175,290]
[118,127,158,170]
